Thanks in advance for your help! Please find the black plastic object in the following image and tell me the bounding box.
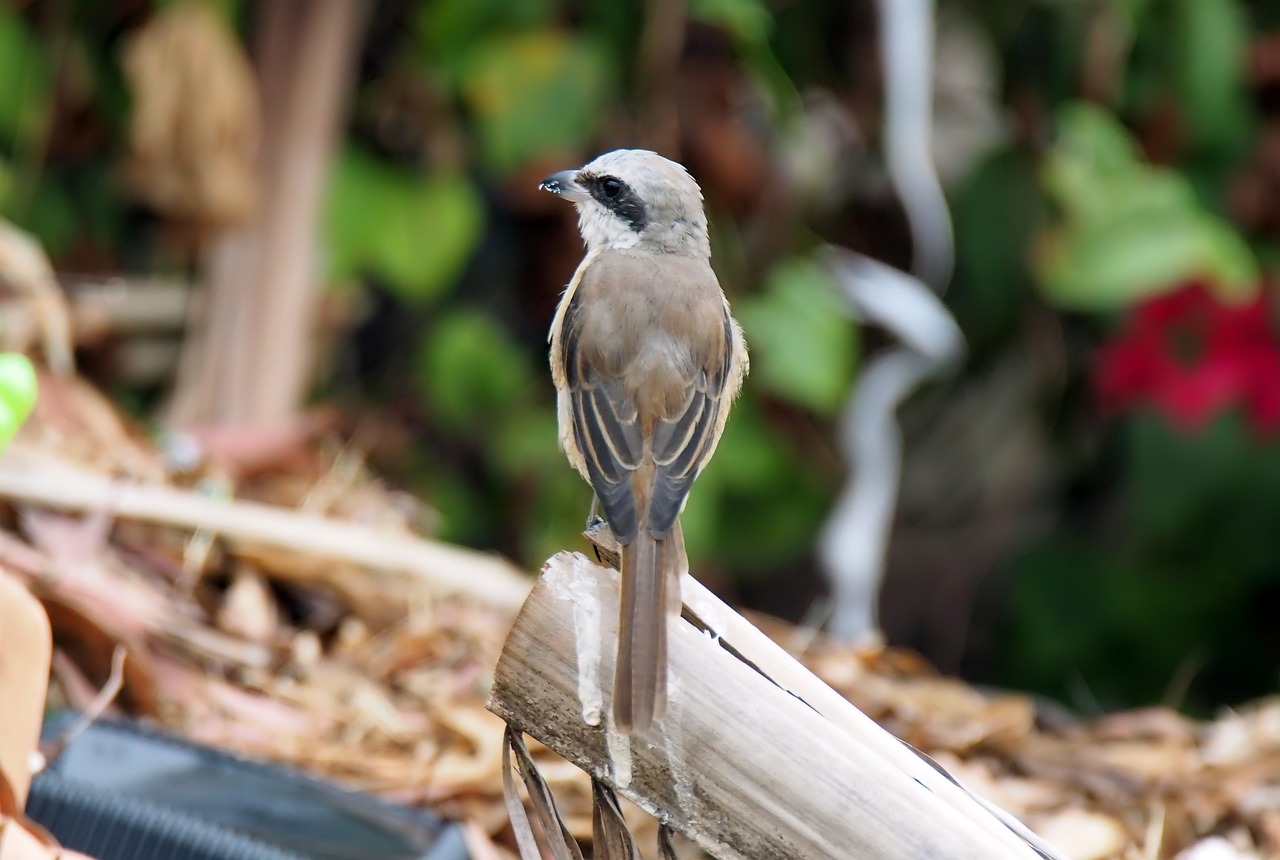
[26,777,303,860]
[27,712,469,860]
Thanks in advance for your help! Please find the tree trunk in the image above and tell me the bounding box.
[167,0,362,428]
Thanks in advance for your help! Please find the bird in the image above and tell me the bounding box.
[540,149,748,734]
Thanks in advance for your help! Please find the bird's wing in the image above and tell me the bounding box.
[645,309,733,535]
[563,287,732,542]
[562,292,643,542]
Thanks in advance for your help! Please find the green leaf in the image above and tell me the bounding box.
[417,0,555,80]
[1171,0,1251,151]
[951,148,1043,343]
[1192,220,1262,302]
[420,465,490,548]
[690,0,773,46]
[518,468,592,568]
[686,422,824,570]
[154,0,242,22]
[21,179,77,257]
[461,32,613,174]
[684,398,831,569]
[1038,211,1258,310]
[326,149,484,303]
[1042,104,1193,224]
[693,0,798,116]
[716,482,826,571]
[0,12,49,145]
[491,405,562,477]
[1113,0,1158,28]
[0,157,12,209]
[1036,102,1258,310]
[675,473,718,563]
[1123,412,1280,556]
[736,258,857,414]
[698,402,791,492]
[417,310,533,434]
[0,352,37,450]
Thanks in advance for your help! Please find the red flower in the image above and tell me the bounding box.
[1093,281,1280,435]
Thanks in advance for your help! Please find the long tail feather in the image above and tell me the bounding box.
[614,522,683,733]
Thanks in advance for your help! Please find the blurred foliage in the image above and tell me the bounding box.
[0,14,49,146]
[0,349,37,450]
[1000,414,1280,712]
[736,259,857,414]
[460,32,614,174]
[327,149,484,302]
[967,0,1280,715]
[2,0,1280,716]
[1036,103,1257,309]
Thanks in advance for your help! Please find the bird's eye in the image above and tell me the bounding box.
[601,177,622,198]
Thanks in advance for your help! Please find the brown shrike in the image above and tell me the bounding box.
[540,150,748,734]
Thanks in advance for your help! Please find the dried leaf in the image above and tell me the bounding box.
[1176,836,1261,859]
[0,221,72,374]
[1033,809,1128,860]
[658,826,679,860]
[216,569,278,643]
[0,572,50,812]
[1202,699,1280,766]
[503,727,584,860]
[503,727,547,860]
[36,595,157,715]
[121,4,260,227]
[426,706,507,800]
[462,820,518,860]
[591,779,640,860]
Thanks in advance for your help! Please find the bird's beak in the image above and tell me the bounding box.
[539,170,589,202]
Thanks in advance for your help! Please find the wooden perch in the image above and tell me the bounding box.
[0,455,530,611]
[489,551,1061,860]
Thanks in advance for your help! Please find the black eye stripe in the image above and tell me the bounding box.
[579,172,649,233]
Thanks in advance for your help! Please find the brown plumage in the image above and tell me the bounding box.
[542,150,747,734]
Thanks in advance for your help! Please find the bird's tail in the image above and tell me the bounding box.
[615,521,684,734]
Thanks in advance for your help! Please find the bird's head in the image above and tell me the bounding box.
[540,149,709,258]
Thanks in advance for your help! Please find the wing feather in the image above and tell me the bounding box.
[645,310,733,535]
[561,261,735,542]
[572,384,638,540]
[590,381,643,470]
[564,290,642,541]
